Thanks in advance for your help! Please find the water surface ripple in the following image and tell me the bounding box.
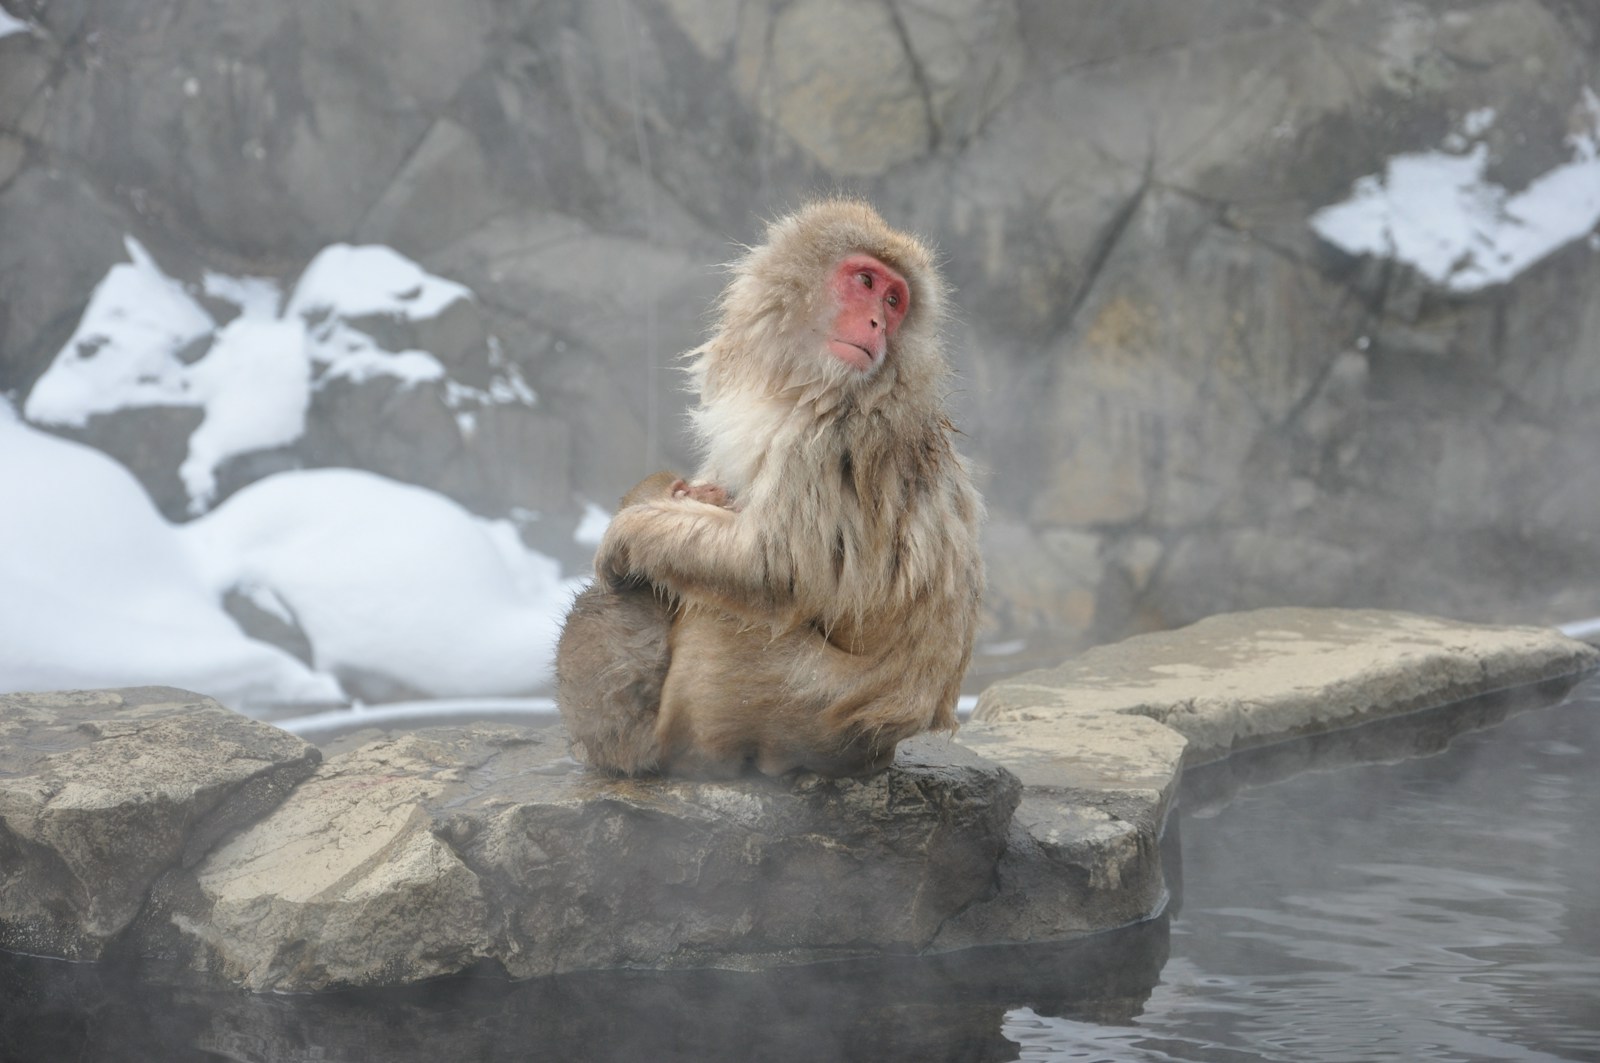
[1005,682,1600,1062]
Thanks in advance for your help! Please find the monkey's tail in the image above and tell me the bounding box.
[554,585,671,776]
[557,673,665,776]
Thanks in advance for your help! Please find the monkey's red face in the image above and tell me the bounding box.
[826,254,910,372]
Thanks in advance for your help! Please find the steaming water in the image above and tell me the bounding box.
[1009,678,1600,1062]
[2,678,1596,1062]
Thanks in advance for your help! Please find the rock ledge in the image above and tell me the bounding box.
[1,609,1593,990]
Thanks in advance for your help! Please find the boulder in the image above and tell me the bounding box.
[136,726,1021,991]
[0,687,321,960]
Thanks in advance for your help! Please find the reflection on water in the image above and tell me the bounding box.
[0,920,1169,1063]
[1006,679,1600,1062]
[1,680,1595,1062]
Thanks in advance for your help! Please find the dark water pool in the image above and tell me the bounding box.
[1009,678,1600,1062]
[3,679,1596,1062]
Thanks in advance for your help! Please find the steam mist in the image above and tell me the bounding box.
[1,3,1598,1061]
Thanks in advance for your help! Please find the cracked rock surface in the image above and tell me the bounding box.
[0,687,321,960]
[940,607,1597,948]
[136,727,1020,991]
[975,607,1600,765]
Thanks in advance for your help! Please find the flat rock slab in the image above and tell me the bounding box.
[136,726,1020,991]
[939,709,1185,949]
[0,687,321,960]
[975,607,1599,765]
[949,607,1597,948]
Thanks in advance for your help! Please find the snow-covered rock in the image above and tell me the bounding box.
[1311,92,1600,293]
[181,467,583,700]
[24,240,530,517]
[0,407,578,708]
[0,410,341,708]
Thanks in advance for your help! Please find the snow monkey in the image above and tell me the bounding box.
[556,199,984,778]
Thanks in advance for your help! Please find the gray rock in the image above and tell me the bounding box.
[743,0,1021,176]
[138,725,1021,991]
[219,586,315,668]
[0,687,321,960]
[981,519,1101,647]
[298,372,574,519]
[6,605,1593,989]
[0,167,133,400]
[947,606,1597,948]
[7,2,1600,652]
[44,406,205,522]
[940,709,1185,949]
[975,607,1600,766]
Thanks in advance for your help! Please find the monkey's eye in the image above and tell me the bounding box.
[885,292,900,309]
[857,271,874,289]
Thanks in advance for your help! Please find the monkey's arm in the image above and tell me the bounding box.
[597,499,797,624]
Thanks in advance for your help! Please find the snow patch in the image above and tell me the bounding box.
[443,337,538,410]
[574,502,613,546]
[179,317,311,510]
[286,243,473,322]
[25,237,215,426]
[308,323,446,387]
[24,239,533,514]
[290,244,465,389]
[0,4,31,39]
[202,270,282,318]
[0,414,342,709]
[181,468,583,699]
[1311,92,1600,293]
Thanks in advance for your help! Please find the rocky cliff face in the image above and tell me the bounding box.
[3,1,1598,654]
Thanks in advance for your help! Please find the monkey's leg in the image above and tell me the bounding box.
[554,581,673,775]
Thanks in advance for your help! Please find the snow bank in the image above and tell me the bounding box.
[181,468,584,699]
[1311,92,1600,292]
[7,237,583,709]
[0,411,341,708]
[2,407,582,708]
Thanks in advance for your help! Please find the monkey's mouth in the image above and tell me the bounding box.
[827,339,879,372]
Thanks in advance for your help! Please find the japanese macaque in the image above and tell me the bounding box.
[556,199,984,778]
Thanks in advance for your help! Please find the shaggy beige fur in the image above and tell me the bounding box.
[560,199,984,777]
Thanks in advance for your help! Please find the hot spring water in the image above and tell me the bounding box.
[3,676,1596,1062]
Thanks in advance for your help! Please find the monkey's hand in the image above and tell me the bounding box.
[671,479,736,510]
[596,497,792,622]
[599,474,736,589]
